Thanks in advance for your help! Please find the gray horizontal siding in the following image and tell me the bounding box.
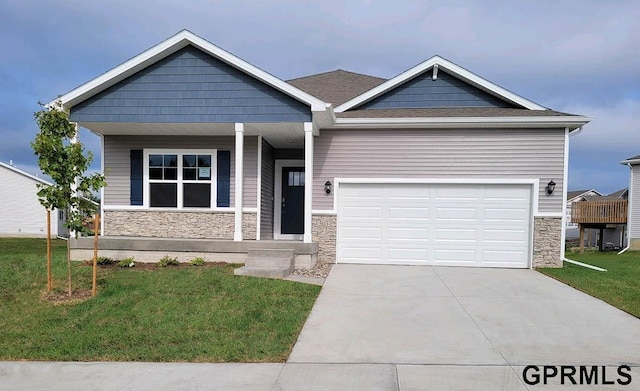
[260,140,275,239]
[312,128,565,213]
[70,46,311,123]
[243,136,258,208]
[631,165,640,239]
[358,70,515,109]
[103,135,258,208]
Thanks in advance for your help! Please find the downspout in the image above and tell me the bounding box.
[618,162,633,254]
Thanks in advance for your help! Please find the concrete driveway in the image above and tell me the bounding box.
[289,264,640,388]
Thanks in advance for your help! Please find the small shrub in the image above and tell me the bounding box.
[158,255,180,267]
[118,257,136,268]
[96,256,115,266]
[190,257,205,266]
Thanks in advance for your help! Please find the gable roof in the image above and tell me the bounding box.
[607,188,628,198]
[567,189,602,202]
[287,70,386,106]
[335,56,547,112]
[0,161,52,186]
[52,30,327,112]
[620,154,640,165]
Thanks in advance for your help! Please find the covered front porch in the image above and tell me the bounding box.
[93,121,319,245]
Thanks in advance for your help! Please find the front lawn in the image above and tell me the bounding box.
[0,238,320,362]
[538,251,640,318]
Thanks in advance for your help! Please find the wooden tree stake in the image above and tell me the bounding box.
[92,213,100,296]
[46,209,52,293]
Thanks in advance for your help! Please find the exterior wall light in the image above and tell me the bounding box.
[324,181,333,195]
[546,180,556,195]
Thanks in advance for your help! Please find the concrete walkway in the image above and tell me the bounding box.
[2,265,640,390]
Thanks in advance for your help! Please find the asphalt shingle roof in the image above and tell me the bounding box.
[287,70,386,106]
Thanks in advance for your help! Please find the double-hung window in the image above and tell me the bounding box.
[146,150,215,209]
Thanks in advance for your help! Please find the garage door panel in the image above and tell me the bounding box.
[435,207,479,220]
[435,228,477,242]
[388,207,429,219]
[433,249,477,263]
[388,248,429,261]
[483,229,527,243]
[342,206,383,219]
[341,227,383,240]
[337,183,531,268]
[388,227,430,240]
[340,246,382,261]
[435,187,479,200]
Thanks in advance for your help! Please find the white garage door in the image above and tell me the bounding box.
[337,183,532,268]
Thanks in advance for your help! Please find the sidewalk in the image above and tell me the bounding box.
[1,361,534,390]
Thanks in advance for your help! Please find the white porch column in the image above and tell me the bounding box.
[304,122,314,243]
[234,123,244,241]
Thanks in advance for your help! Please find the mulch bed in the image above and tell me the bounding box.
[79,261,230,270]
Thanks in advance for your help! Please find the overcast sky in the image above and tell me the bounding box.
[1,0,638,194]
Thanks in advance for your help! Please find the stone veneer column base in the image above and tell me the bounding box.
[312,214,336,264]
[242,212,257,240]
[533,216,563,268]
[104,210,235,239]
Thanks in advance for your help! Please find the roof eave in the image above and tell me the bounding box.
[51,30,327,111]
[620,158,640,165]
[330,115,591,130]
[335,55,548,112]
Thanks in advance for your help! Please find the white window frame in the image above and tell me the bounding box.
[143,149,217,210]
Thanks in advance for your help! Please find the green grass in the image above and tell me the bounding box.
[0,238,320,362]
[538,251,640,318]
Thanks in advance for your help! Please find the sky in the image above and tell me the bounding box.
[0,0,638,194]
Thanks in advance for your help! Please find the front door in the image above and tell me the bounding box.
[281,166,305,234]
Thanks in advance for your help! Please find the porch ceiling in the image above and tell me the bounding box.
[80,122,306,148]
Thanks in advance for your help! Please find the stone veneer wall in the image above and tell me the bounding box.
[312,214,336,264]
[242,212,257,240]
[104,210,234,239]
[630,238,640,251]
[533,216,563,268]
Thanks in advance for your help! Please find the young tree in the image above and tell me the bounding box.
[32,101,105,296]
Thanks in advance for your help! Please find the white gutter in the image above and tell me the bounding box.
[618,162,634,254]
[330,115,591,130]
[563,257,607,272]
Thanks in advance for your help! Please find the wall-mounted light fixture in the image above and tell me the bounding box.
[324,180,333,195]
[546,180,556,195]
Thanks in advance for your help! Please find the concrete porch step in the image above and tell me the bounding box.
[233,266,292,279]
[234,248,296,279]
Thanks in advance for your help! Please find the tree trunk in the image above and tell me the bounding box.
[47,210,52,293]
[67,238,72,297]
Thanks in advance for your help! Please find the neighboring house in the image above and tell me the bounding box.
[55,30,591,268]
[566,189,602,228]
[0,161,67,237]
[569,188,628,251]
[621,155,640,250]
[565,188,628,247]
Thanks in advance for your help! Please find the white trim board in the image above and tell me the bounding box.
[273,159,305,240]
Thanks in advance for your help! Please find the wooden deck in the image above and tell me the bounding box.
[571,200,627,224]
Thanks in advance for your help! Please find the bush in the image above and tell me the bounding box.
[96,256,115,266]
[118,257,136,268]
[190,257,205,266]
[158,255,180,267]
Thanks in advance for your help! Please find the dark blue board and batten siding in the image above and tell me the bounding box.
[69,46,311,123]
[357,69,517,110]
